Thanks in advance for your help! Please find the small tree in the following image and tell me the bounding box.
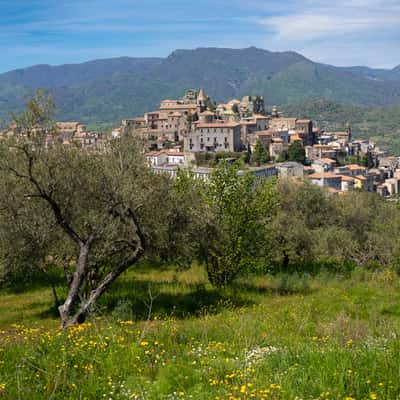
[204,161,276,286]
[288,141,306,164]
[251,140,270,166]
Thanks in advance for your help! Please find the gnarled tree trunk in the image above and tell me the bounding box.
[58,238,93,328]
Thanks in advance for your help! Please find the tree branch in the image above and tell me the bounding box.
[15,145,84,245]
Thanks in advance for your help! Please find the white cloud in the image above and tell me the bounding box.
[255,0,400,67]
[258,1,400,40]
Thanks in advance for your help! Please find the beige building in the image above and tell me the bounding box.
[185,121,242,153]
[312,158,337,173]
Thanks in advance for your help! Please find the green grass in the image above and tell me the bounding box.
[1,266,400,399]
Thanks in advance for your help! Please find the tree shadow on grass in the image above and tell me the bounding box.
[99,278,254,321]
[36,274,317,322]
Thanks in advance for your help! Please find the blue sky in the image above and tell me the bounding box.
[0,0,399,72]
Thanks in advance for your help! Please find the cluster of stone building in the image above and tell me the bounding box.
[305,134,400,196]
[120,88,400,197]
[0,121,108,151]
[120,89,314,159]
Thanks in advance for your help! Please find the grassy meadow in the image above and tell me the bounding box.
[1,265,400,399]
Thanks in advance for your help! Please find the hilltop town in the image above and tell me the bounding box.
[115,88,399,196]
[2,88,400,197]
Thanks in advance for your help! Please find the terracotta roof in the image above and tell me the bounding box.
[308,173,341,179]
[291,135,302,141]
[253,114,269,119]
[146,151,165,157]
[354,175,366,181]
[316,158,336,164]
[347,164,366,170]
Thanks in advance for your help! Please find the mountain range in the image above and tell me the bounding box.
[0,47,400,125]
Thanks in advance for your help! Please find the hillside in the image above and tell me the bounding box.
[1,47,400,124]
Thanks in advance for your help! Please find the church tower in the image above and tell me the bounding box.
[197,88,207,114]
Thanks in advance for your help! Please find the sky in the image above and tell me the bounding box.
[0,0,399,73]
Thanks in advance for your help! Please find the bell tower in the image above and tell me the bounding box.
[197,88,207,113]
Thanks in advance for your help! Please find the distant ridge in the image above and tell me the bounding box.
[0,47,399,124]
[0,57,162,88]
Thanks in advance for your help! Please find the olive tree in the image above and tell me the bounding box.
[0,93,193,327]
